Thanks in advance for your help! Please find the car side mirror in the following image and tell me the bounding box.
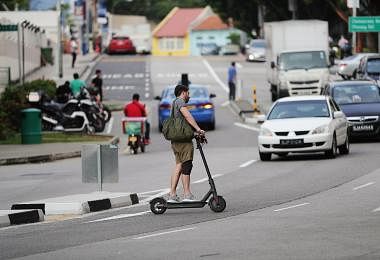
[333,111,344,119]
[209,93,216,98]
[257,114,266,124]
[270,61,276,69]
[154,96,161,101]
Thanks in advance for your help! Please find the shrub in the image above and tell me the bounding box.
[0,79,56,140]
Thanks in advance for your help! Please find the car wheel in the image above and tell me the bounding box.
[338,134,350,155]
[158,122,163,133]
[259,151,271,161]
[271,85,277,101]
[325,134,337,159]
[208,120,215,131]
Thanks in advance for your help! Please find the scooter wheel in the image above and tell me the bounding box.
[209,196,226,213]
[150,197,167,215]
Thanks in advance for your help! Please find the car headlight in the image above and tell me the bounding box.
[312,125,329,134]
[260,127,273,137]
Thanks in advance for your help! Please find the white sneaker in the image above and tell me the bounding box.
[167,194,180,203]
[182,193,196,202]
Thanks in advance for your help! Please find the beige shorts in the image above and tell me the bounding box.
[171,142,194,164]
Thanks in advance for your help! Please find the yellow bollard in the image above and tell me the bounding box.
[252,85,260,113]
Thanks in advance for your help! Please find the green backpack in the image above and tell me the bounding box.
[162,98,194,142]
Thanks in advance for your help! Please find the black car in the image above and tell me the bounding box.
[323,80,380,139]
[356,54,380,80]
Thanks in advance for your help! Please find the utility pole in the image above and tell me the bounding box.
[56,0,63,78]
[348,0,359,54]
[352,6,357,54]
[289,0,297,20]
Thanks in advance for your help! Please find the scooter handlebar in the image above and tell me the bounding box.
[194,132,207,144]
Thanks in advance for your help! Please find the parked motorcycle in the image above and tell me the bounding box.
[75,88,105,132]
[28,91,95,133]
[86,86,112,123]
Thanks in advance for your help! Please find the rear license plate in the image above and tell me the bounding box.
[129,136,137,142]
[353,124,374,131]
[280,139,304,145]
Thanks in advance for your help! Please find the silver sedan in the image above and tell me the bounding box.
[337,53,377,79]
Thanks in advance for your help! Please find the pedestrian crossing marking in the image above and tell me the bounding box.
[105,85,136,90]
[155,73,209,78]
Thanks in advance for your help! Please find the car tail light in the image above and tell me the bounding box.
[160,104,171,110]
[339,63,347,68]
[198,103,213,109]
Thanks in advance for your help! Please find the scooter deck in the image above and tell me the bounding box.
[167,201,207,209]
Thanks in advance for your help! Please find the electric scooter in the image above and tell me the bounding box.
[150,134,226,214]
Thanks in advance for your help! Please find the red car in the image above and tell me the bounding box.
[108,36,136,54]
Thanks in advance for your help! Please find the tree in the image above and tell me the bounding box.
[0,0,28,10]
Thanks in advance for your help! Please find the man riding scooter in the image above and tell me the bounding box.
[123,94,151,153]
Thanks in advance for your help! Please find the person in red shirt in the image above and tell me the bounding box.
[124,93,150,144]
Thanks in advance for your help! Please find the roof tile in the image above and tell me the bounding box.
[155,8,204,37]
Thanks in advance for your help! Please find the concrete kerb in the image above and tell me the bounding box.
[230,100,262,124]
[11,192,139,216]
[0,209,44,228]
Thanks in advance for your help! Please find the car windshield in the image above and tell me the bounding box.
[268,100,330,119]
[164,87,209,99]
[251,41,266,48]
[342,54,359,61]
[279,51,328,70]
[113,37,128,41]
[366,59,380,74]
[332,84,380,104]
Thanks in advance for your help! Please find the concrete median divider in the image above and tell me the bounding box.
[10,191,139,216]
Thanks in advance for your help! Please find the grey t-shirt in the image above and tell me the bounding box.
[171,98,186,119]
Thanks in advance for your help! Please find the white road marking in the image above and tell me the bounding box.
[221,101,230,107]
[236,62,243,68]
[193,174,223,184]
[133,227,196,240]
[373,207,380,212]
[274,203,310,212]
[106,117,114,134]
[87,211,151,223]
[239,160,257,168]
[353,182,375,191]
[113,74,122,79]
[139,188,169,195]
[202,58,228,92]
[140,189,170,204]
[124,74,132,78]
[145,93,150,98]
[145,87,150,91]
[234,122,260,132]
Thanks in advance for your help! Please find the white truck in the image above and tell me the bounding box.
[108,15,151,54]
[265,20,330,101]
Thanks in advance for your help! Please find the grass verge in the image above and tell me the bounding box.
[0,132,113,145]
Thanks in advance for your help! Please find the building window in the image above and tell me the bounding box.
[209,36,215,40]
[159,37,185,51]
[196,36,203,40]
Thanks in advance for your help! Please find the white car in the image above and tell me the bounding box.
[338,53,377,80]
[258,96,349,161]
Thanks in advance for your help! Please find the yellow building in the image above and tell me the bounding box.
[152,6,213,56]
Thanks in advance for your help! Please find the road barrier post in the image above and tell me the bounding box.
[252,85,260,113]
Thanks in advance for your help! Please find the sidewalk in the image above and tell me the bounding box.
[25,51,101,84]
